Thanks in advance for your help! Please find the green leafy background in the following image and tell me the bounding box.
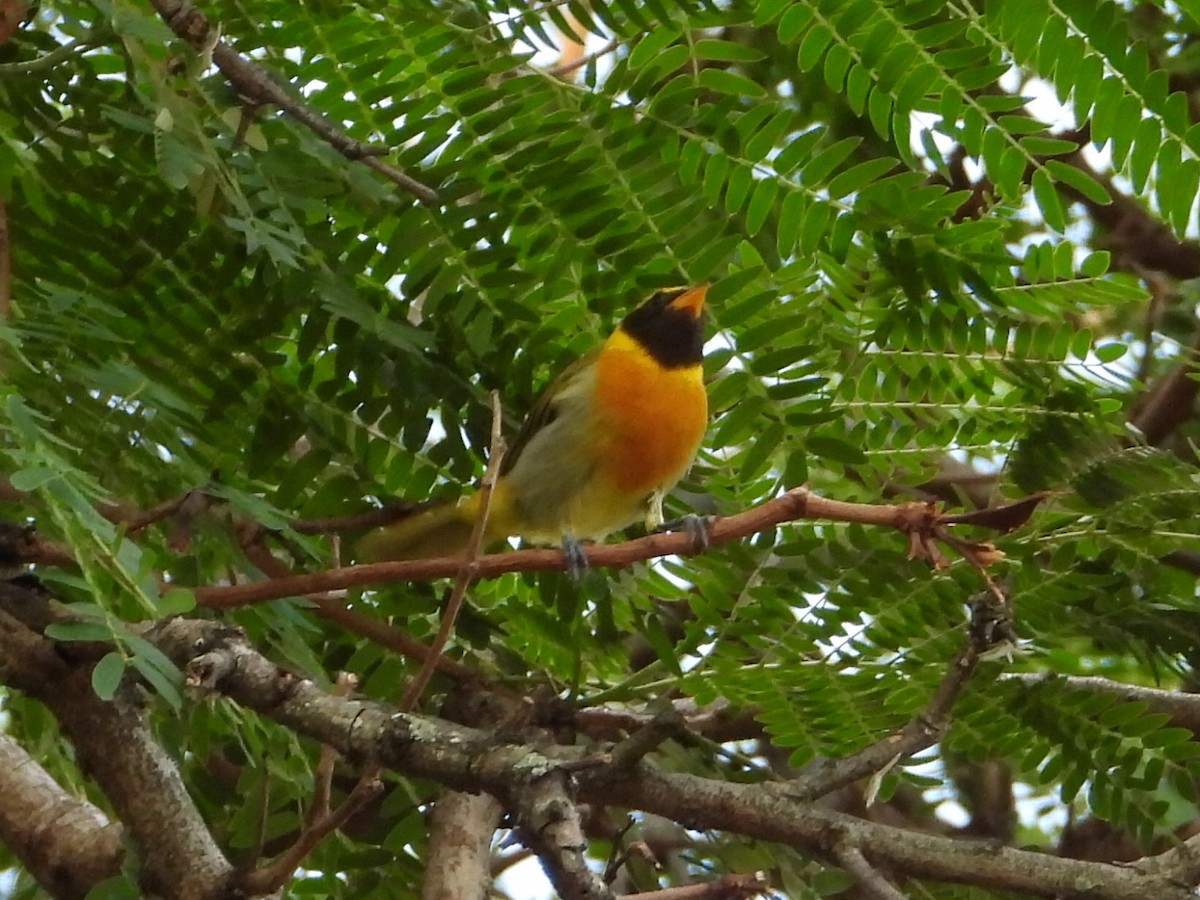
[3,0,1200,896]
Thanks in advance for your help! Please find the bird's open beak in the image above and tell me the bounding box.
[670,284,708,317]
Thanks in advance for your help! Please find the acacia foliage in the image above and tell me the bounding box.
[2,0,1200,897]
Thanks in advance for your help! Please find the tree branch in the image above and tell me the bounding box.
[0,35,96,76]
[832,843,907,900]
[516,771,615,900]
[0,732,124,899]
[422,790,504,900]
[144,616,1197,900]
[190,488,1040,609]
[144,0,438,204]
[621,873,769,899]
[0,583,236,899]
[999,673,1200,733]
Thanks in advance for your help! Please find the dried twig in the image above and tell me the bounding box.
[399,391,505,711]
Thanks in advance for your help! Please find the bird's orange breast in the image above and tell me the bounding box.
[591,329,707,496]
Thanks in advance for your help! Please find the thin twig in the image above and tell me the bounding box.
[399,391,506,712]
[191,488,1042,609]
[307,672,357,827]
[241,771,382,894]
[145,0,437,204]
[238,532,483,684]
[308,595,480,683]
[547,37,619,78]
[0,36,97,76]
[833,844,907,900]
[782,586,1008,804]
[622,873,769,899]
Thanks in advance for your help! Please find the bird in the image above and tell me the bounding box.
[356,284,709,564]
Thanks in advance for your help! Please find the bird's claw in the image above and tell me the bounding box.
[656,514,712,553]
[561,536,590,580]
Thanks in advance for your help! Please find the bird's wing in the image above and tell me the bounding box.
[500,346,600,477]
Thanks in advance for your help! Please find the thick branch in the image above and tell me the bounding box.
[516,772,615,900]
[422,790,503,900]
[145,617,1195,900]
[0,733,124,899]
[0,583,235,900]
[144,0,437,203]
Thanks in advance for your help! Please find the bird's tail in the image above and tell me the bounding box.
[355,500,479,562]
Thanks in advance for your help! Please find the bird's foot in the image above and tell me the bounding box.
[656,514,712,553]
[561,535,590,579]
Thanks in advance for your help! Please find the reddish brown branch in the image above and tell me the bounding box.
[193,488,1038,609]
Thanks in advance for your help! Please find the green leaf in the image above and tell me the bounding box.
[827,157,897,200]
[745,178,780,236]
[801,137,862,187]
[1046,160,1111,205]
[91,652,126,701]
[1019,136,1081,156]
[45,621,116,642]
[797,24,832,71]
[629,28,679,69]
[806,433,867,464]
[693,39,765,63]
[777,190,806,257]
[1033,168,1066,233]
[698,69,767,99]
[8,467,57,490]
[157,588,197,617]
[777,4,814,43]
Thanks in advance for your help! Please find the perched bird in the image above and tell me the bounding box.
[357,284,709,562]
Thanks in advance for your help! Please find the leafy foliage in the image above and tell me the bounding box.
[3,0,1200,896]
